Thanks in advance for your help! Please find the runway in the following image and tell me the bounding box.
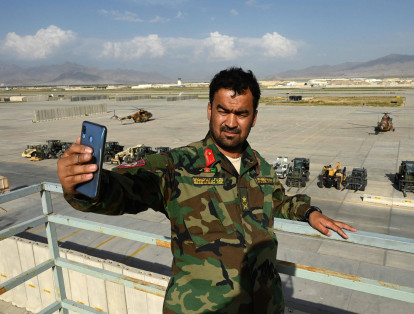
[1,87,413,313]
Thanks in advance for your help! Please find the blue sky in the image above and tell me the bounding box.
[1,0,414,81]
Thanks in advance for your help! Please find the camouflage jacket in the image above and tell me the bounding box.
[64,133,311,313]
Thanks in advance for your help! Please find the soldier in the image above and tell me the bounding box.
[58,67,356,313]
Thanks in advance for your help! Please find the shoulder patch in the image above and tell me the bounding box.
[256,177,274,185]
[117,159,145,169]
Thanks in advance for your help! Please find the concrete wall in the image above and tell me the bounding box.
[34,104,107,122]
[166,95,198,102]
[0,237,169,313]
[116,95,151,101]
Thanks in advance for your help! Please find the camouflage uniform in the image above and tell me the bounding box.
[65,133,311,313]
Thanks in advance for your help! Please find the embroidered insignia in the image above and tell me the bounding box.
[204,149,215,167]
[192,177,224,185]
[256,177,274,185]
[117,159,146,168]
[203,167,217,173]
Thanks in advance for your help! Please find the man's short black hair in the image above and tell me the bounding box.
[209,67,261,111]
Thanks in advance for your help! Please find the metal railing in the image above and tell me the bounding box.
[1,182,414,313]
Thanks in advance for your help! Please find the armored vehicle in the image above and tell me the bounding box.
[44,139,63,159]
[155,147,171,154]
[285,158,310,187]
[394,161,414,197]
[272,156,289,179]
[138,146,156,157]
[343,168,367,191]
[318,162,346,190]
[104,141,124,162]
[56,142,74,159]
[111,144,145,165]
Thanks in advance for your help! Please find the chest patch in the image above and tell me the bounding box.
[192,177,224,185]
[256,177,274,185]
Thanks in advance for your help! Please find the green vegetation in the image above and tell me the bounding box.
[261,96,404,107]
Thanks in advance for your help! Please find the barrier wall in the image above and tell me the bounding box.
[34,104,107,122]
[0,236,168,313]
[71,95,109,101]
[166,95,198,101]
[116,95,151,101]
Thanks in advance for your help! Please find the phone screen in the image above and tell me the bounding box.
[75,121,107,198]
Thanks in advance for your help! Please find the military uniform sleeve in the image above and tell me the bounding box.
[63,153,174,217]
[272,176,311,221]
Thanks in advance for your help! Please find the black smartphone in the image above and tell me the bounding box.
[75,121,107,198]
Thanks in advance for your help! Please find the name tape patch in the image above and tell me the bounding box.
[256,177,274,185]
[193,177,224,185]
[117,159,146,169]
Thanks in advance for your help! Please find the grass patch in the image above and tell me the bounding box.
[261,96,404,107]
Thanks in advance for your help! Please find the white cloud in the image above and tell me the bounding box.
[204,32,241,61]
[175,11,183,19]
[261,32,297,57]
[99,9,143,22]
[230,9,238,16]
[3,25,76,60]
[150,16,170,23]
[101,34,165,59]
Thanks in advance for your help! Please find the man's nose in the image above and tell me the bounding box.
[225,114,237,128]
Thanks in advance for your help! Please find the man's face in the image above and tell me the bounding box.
[207,88,257,157]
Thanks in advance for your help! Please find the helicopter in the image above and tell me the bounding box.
[111,109,153,123]
[375,112,395,133]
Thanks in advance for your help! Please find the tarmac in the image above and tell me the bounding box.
[1,87,414,313]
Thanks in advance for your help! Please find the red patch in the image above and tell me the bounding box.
[117,159,146,169]
[204,149,215,167]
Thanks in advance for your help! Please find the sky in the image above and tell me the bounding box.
[1,0,414,81]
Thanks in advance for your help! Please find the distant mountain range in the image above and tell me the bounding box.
[0,62,172,86]
[274,54,414,79]
[1,54,414,86]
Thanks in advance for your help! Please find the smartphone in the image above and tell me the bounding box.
[75,121,107,198]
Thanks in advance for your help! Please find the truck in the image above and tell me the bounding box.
[272,156,289,179]
[394,161,414,197]
[342,168,367,191]
[285,158,310,187]
[104,141,124,162]
[110,144,145,165]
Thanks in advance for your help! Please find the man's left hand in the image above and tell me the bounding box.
[308,212,357,239]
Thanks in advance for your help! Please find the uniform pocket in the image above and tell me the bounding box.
[179,175,236,247]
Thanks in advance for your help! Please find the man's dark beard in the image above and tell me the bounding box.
[209,121,245,152]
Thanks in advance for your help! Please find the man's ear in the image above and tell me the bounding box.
[207,102,212,121]
[251,110,258,127]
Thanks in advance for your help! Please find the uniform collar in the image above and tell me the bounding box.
[202,132,259,176]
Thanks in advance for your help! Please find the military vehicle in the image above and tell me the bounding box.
[285,158,310,187]
[56,142,74,159]
[318,162,347,189]
[375,112,394,134]
[343,168,367,191]
[104,141,124,162]
[44,139,64,159]
[138,146,156,157]
[155,147,171,154]
[394,161,414,197]
[0,176,10,194]
[272,156,289,179]
[113,109,153,123]
[111,144,145,165]
[22,144,46,161]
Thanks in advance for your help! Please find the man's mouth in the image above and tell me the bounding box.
[221,127,240,135]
